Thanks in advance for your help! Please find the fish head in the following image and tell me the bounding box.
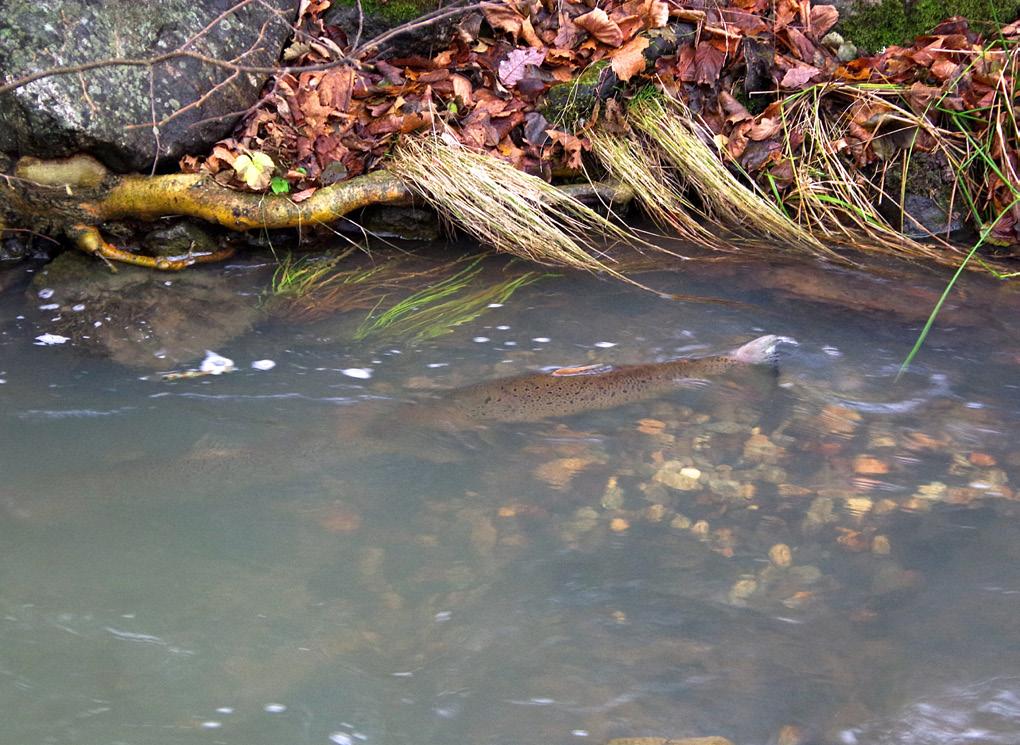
[729,335,798,365]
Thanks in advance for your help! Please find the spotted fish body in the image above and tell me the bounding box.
[398,335,795,429]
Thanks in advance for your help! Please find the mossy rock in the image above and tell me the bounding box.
[835,0,1020,53]
[324,0,450,54]
[541,24,694,128]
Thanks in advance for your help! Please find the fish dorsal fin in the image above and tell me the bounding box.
[550,363,614,377]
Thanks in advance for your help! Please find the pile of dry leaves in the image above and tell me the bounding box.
[182,0,1019,246]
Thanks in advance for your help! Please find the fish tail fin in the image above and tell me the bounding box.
[729,335,798,365]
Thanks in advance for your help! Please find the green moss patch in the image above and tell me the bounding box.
[840,0,1020,53]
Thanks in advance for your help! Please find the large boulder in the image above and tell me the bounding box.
[0,0,296,172]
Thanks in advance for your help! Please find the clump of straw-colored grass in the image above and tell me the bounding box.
[628,95,835,260]
[389,134,633,277]
[588,127,722,249]
[773,83,962,264]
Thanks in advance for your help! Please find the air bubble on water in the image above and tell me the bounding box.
[341,368,372,379]
[251,360,276,371]
[200,721,222,729]
[594,341,616,348]
[504,341,517,346]
[38,288,54,299]
[94,321,102,327]
[72,304,86,312]
[529,697,555,705]
[264,703,287,713]
[487,303,503,308]
[329,733,353,745]
[164,281,172,287]
[472,337,490,343]
[532,337,550,343]
[38,303,59,310]
[216,707,234,714]
[571,730,589,737]
[34,333,69,345]
[434,611,452,622]
[822,345,842,357]
[427,363,449,368]
[496,325,511,330]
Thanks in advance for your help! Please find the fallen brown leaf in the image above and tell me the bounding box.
[610,35,650,81]
[575,8,624,47]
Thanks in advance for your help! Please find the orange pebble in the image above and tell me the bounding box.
[609,517,630,533]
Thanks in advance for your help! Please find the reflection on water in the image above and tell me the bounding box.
[2,249,1020,744]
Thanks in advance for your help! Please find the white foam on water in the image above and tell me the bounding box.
[34,333,69,346]
[251,359,276,371]
[341,368,373,379]
[200,351,235,375]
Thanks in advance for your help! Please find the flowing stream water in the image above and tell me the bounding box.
[2,241,1020,745]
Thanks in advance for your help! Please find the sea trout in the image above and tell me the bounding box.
[367,334,796,439]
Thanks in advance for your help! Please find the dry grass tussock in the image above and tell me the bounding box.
[389,134,637,278]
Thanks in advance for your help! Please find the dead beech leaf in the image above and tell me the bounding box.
[610,35,650,81]
[546,130,587,170]
[809,4,839,37]
[694,41,725,85]
[644,0,669,28]
[498,47,546,88]
[575,8,624,47]
[780,63,821,88]
[451,73,474,106]
[481,1,524,40]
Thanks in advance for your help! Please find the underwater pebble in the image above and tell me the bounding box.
[34,333,69,345]
[670,513,692,530]
[729,577,758,605]
[251,359,276,370]
[653,461,701,491]
[264,703,287,713]
[853,455,889,475]
[690,519,710,537]
[769,543,793,568]
[969,451,997,466]
[844,496,873,517]
[341,368,373,379]
[610,517,630,533]
[871,535,891,555]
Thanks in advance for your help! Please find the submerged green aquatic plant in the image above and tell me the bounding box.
[354,258,547,342]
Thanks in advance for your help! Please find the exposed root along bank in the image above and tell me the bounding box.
[2,153,636,271]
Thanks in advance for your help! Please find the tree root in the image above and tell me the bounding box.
[67,224,237,271]
[2,155,635,271]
